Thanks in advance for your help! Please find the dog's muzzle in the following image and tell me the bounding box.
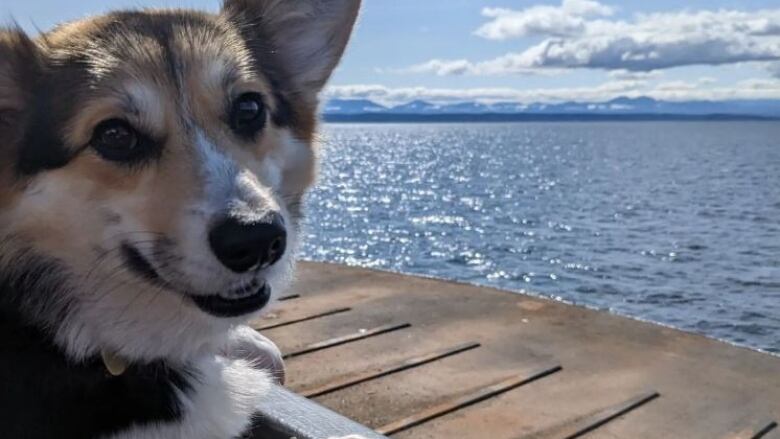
[120,211,287,318]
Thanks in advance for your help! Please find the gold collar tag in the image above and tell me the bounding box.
[101,350,128,377]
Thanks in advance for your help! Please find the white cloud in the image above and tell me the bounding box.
[402,59,480,76]
[326,78,780,105]
[326,81,642,105]
[403,2,780,75]
[401,58,564,76]
[738,78,780,90]
[655,81,697,91]
[768,62,780,78]
[608,69,662,80]
[475,0,614,40]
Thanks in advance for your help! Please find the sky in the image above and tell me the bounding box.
[5,0,780,104]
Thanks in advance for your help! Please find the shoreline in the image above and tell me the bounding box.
[323,113,779,123]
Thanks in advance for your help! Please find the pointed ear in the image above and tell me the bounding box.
[0,28,40,143]
[222,0,361,95]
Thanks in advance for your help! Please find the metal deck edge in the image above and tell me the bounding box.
[252,385,388,439]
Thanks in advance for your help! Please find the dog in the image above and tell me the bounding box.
[0,0,361,438]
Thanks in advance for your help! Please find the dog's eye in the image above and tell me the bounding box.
[91,119,146,163]
[230,93,266,139]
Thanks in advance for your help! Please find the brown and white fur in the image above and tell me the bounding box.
[0,1,360,438]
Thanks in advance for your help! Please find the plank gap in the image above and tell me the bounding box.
[283,323,412,359]
[752,421,778,439]
[255,307,352,331]
[721,420,779,439]
[560,391,660,439]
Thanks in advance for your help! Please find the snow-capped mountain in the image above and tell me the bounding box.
[323,97,780,118]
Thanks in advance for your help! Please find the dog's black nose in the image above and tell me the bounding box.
[209,213,287,273]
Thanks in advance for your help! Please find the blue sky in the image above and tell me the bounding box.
[5,0,780,104]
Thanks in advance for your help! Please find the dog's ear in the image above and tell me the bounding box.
[222,0,360,95]
[0,28,40,148]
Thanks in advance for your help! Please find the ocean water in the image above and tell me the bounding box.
[299,122,780,353]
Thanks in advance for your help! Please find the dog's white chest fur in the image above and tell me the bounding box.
[107,356,269,439]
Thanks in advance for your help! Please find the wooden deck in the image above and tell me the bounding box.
[252,262,780,439]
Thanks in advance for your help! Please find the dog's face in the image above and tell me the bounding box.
[0,1,359,363]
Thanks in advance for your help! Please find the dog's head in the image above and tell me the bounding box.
[0,0,360,363]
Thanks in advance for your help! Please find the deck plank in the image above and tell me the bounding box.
[377,365,562,435]
[309,339,558,429]
[299,342,481,398]
[391,369,664,439]
[516,391,660,439]
[253,262,780,439]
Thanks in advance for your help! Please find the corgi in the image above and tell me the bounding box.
[0,1,360,438]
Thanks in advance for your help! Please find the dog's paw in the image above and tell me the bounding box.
[222,325,285,384]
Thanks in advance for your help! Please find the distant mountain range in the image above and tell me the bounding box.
[322,97,780,122]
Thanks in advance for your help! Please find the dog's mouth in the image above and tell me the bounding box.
[120,243,271,318]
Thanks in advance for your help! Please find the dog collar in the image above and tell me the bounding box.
[101,349,129,376]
